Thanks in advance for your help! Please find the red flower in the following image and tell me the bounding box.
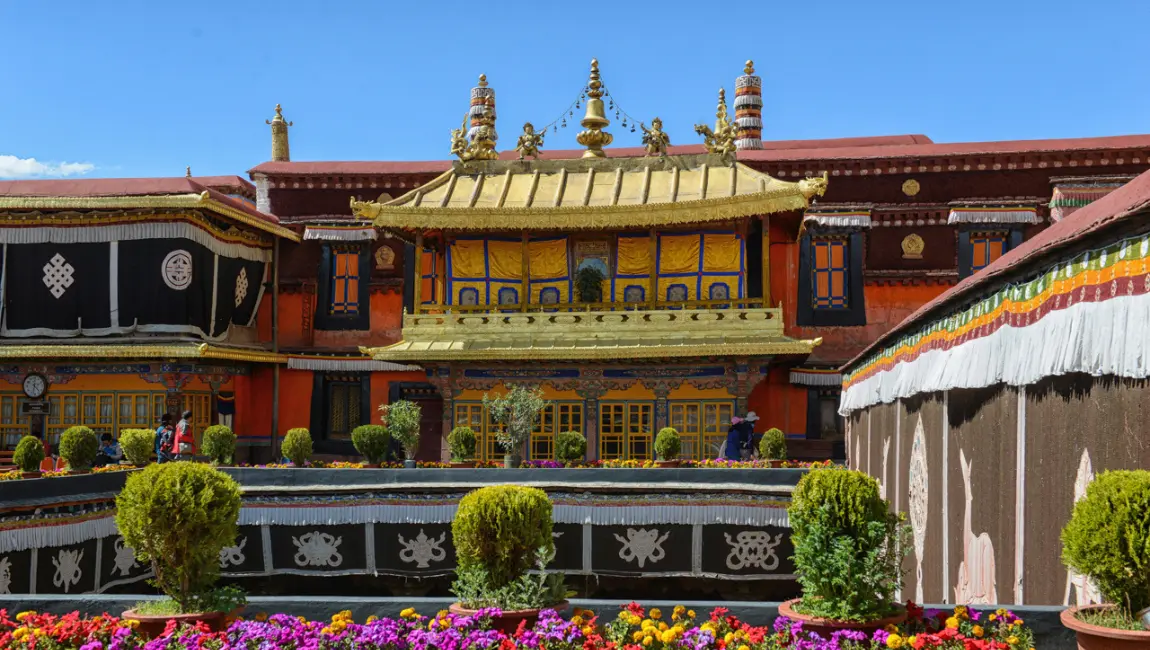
[710,607,729,621]
[502,639,518,650]
[906,602,924,621]
[625,602,646,618]
[514,619,529,638]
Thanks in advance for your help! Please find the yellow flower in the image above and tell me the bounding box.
[650,608,662,620]
[619,611,630,621]
[907,636,918,646]
[400,608,417,620]
[1007,636,1019,645]
[298,616,308,623]
[255,612,269,622]
[572,615,585,626]
[673,605,687,619]
[945,617,960,629]
[886,633,904,649]
[125,619,140,629]
[321,627,333,635]
[642,637,653,647]
[15,611,32,622]
[1014,619,1024,626]
[12,628,28,640]
[642,619,656,630]
[738,645,751,650]
[629,615,643,626]
[701,622,715,634]
[688,610,697,619]
[885,624,899,633]
[633,631,645,642]
[659,622,669,632]
[367,615,378,623]
[724,632,735,645]
[989,614,997,622]
[972,626,984,638]
[662,630,679,643]
[955,606,968,619]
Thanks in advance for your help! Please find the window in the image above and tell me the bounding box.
[452,402,510,461]
[498,287,519,307]
[812,238,849,309]
[530,402,583,461]
[181,393,212,446]
[81,394,115,438]
[666,284,688,302]
[970,231,1007,273]
[539,287,560,305]
[2,390,180,449]
[325,379,363,439]
[599,401,653,460]
[709,283,729,300]
[670,400,734,460]
[623,285,645,303]
[0,395,29,449]
[330,249,360,314]
[459,288,480,306]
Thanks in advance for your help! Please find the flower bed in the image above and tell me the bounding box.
[1,603,1034,650]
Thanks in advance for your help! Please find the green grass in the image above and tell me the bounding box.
[131,598,187,616]
[1076,608,1144,632]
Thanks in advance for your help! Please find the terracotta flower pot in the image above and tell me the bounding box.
[777,599,907,639]
[122,607,240,639]
[768,460,785,468]
[363,462,382,468]
[655,459,680,468]
[449,460,476,468]
[1061,605,1150,650]
[449,601,568,635]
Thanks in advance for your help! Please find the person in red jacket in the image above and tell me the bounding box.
[174,410,195,460]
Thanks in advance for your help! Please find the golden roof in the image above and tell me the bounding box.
[351,153,827,231]
[362,307,821,362]
[0,342,286,363]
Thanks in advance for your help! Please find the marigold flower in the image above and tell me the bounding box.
[972,626,984,638]
[650,608,662,620]
[945,617,960,629]
[628,615,642,626]
[662,630,678,643]
[642,636,653,646]
[738,645,750,650]
[887,633,904,648]
[633,631,645,642]
[367,615,378,623]
[688,610,696,619]
[989,614,997,622]
[15,612,33,622]
[907,635,918,647]
[400,608,417,620]
[1007,636,1019,645]
[1014,620,1024,626]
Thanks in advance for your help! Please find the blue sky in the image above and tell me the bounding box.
[1,0,1148,179]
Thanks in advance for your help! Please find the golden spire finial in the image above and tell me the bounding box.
[478,74,488,88]
[185,166,192,178]
[576,58,612,158]
[695,87,737,156]
[744,60,755,75]
[266,103,293,162]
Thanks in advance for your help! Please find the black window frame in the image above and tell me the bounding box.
[797,231,866,327]
[315,243,371,331]
[958,227,1024,279]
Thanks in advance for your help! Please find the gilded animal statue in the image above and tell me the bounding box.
[640,117,671,157]
[450,118,469,160]
[516,122,545,160]
[695,88,737,156]
[799,172,829,199]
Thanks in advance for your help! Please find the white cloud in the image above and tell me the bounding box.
[0,155,96,179]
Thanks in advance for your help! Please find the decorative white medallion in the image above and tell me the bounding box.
[614,528,669,568]
[42,254,75,299]
[292,531,343,568]
[161,250,193,290]
[0,556,11,594]
[397,530,447,568]
[112,537,138,577]
[52,548,84,593]
[234,267,249,307]
[723,531,782,571]
[219,536,247,569]
[954,449,997,604]
[908,416,929,604]
[1065,449,1102,606]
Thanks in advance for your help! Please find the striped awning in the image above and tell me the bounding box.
[1049,181,1129,222]
[287,356,420,372]
[803,210,872,229]
[947,207,1039,225]
[789,369,843,387]
[303,226,378,241]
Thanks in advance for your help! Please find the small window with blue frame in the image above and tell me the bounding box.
[970,231,1008,272]
[330,248,360,315]
[811,238,849,310]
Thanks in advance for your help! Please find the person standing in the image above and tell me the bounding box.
[740,411,760,461]
[173,410,195,460]
[155,414,174,463]
[723,416,744,460]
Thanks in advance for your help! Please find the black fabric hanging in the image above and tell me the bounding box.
[5,243,111,332]
[214,256,267,335]
[118,239,215,335]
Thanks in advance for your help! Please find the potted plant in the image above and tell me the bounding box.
[282,428,313,467]
[352,424,391,467]
[654,427,681,467]
[759,427,787,467]
[116,462,245,637]
[450,485,567,632]
[13,435,44,479]
[555,430,586,465]
[201,425,237,466]
[448,426,477,467]
[1060,469,1150,648]
[119,429,155,467]
[60,425,98,474]
[483,385,548,468]
[780,467,910,638]
[382,400,422,468]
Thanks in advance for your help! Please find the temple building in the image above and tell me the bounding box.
[2,60,1150,462]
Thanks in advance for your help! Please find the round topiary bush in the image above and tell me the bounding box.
[555,430,586,463]
[759,427,787,460]
[201,425,237,465]
[448,426,477,462]
[60,425,98,471]
[115,462,241,612]
[119,429,155,466]
[453,485,554,589]
[13,435,45,472]
[1062,469,1150,615]
[352,424,391,465]
[654,427,681,461]
[788,468,908,622]
[281,428,312,466]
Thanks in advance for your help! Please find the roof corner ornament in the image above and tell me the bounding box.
[799,172,830,200]
[453,97,499,162]
[266,104,293,162]
[515,122,545,160]
[576,59,613,158]
[695,88,737,157]
[640,117,671,157]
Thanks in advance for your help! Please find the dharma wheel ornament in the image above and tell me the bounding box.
[576,59,613,158]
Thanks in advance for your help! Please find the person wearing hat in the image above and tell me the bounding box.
[741,412,760,460]
[723,416,744,460]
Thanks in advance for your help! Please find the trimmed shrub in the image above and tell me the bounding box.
[453,485,554,589]
[381,400,422,460]
[60,426,98,471]
[1062,469,1150,614]
[352,424,391,464]
[119,429,156,466]
[13,435,45,472]
[484,386,548,458]
[788,468,908,622]
[201,425,237,465]
[555,431,587,463]
[654,427,681,461]
[281,428,313,466]
[759,427,787,460]
[115,463,241,612]
[448,426,477,462]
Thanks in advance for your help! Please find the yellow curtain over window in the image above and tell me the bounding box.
[702,233,742,272]
[659,234,701,274]
[615,236,651,276]
[487,240,522,280]
[529,238,568,280]
[449,239,487,278]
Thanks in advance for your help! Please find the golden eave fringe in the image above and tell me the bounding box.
[0,343,286,363]
[0,193,300,242]
[360,338,821,362]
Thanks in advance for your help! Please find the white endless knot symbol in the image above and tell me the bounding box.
[723,531,782,571]
[42,254,75,299]
[614,528,669,568]
[162,250,193,290]
[397,529,447,568]
[292,531,343,568]
[234,267,249,307]
[219,536,247,569]
[52,548,84,593]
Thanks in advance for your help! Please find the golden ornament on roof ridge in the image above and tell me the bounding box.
[695,88,737,156]
[576,58,613,158]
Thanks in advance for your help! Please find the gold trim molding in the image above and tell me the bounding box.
[0,343,286,363]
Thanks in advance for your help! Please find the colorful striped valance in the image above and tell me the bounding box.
[1049,183,1127,222]
[303,226,378,241]
[947,207,1039,225]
